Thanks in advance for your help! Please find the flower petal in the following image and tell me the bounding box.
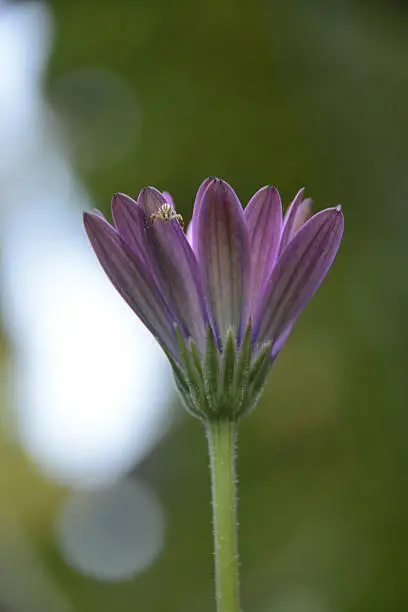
[254,206,344,353]
[290,197,313,236]
[197,178,251,344]
[83,210,180,359]
[189,177,214,252]
[140,187,209,351]
[186,220,193,246]
[111,193,147,260]
[162,191,174,207]
[279,188,312,253]
[244,186,282,311]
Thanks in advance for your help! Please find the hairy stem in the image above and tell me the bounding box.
[207,418,240,612]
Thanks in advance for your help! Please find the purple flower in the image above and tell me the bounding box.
[84,178,343,418]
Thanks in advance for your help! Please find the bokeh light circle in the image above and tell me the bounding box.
[56,478,165,581]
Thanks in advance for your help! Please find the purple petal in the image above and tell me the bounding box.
[189,177,214,252]
[140,187,209,350]
[290,197,313,236]
[162,191,174,207]
[244,186,282,311]
[87,208,107,220]
[83,211,180,360]
[197,178,251,344]
[254,206,344,353]
[279,188,310,253]
[111,193,148,260]
[186,220,193,246]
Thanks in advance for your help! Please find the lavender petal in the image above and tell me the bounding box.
[254,206,344,352]
[279,188,311,253]
[197,178,251,344]
[83,210,180,360]
[162,191,175,207]
[244,186,282,311]
[140,187,209,351]
[111,193,148,261]
[186,220,193,246]
[189,177,214,252]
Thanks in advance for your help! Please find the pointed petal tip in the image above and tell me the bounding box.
[139,185,167,216]
[323,205,344,228]
[197,177,220,194]
[112,191,138,204]
[247,184,282,204]
[312,205,344,228]
[83,209,105,225]
[83,210,115,243]
[110,190,148,254]
[205,176,232,191]
[111,194,122,216]
[139,185,163,197]
[202,178,243,207]
[261,184,280,197]
[111,192,138,214]
[207,176,223,189]
[293,186,306,202]
[139,185,155,197]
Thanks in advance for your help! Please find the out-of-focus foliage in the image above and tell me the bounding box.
[2,0,408,610]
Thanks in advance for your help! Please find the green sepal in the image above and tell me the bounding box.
[162,348,202,418]
[174,326,206,418]
[173,371,200,418]
[229,321,251,416]
[189,338,204,377]
[243,342,273,417]
[247,343,271,387]
[168,323,274,421]
[220,330,236,414]
[168,355,189,394]
[203,325,220,412]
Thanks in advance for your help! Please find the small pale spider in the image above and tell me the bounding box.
[148,203,184,229]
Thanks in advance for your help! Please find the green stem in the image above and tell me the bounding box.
[207,418,240,612]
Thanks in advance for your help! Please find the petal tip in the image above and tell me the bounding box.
[111,192,136,212]
[139,186,151,197]
[264,184,279,196]
[83,209,104,225]
[204,177,240,203]
[139,186,167,216]
[112,191,134,202]
[208,177,223,190]
[266,185,282,202]
[139,185,165,200]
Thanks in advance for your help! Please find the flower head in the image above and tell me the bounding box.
[84,178,343,419]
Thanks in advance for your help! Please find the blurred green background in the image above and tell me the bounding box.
[1,0,408,610]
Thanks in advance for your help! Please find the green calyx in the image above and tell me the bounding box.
[168,323,273,420]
